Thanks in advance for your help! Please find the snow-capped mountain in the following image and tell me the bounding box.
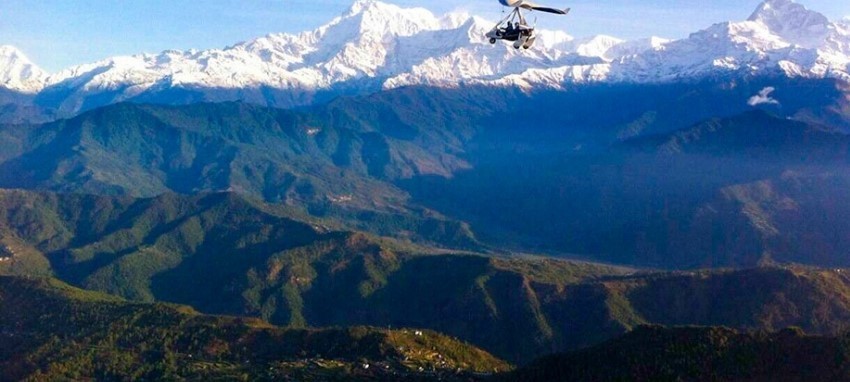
[602,0,850,83]
[0,45,47,93]
[0,0,848,117]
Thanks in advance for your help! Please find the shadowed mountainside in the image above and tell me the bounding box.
[499,325,850,382]
[0,276,508,381]
[405,109,850,268]
[1,79,849,267]
[0,101,479,248]
[4,190,850,363]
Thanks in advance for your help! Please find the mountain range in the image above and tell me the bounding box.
[2,84,850,268]
[2,0,850,378]
[9,274,850,381]
[6,189,850,364]
[1,0,849,120]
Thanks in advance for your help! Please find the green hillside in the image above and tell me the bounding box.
[0,276,508,381]
[2,98,850,268]
[501,325,850,381]
[0,102,477,248]
[0,189,634,363]
[5,190,850,364]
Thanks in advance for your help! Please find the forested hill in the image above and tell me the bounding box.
[5,190,850,364]
[0,276,508,381]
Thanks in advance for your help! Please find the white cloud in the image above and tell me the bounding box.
[748,86,779,106]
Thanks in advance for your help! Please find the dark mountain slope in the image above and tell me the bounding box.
[2,79,849,267]
[405,110,850,268]
[619,267,850,333]
[0,276,508,381]
[0,102,410,201]
[0,102,478,247]
[0,190,634,363]
[625,110,850,160]
[500,325,850,382]
[5,192,850,364]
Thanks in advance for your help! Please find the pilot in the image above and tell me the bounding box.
[506,21,514,32]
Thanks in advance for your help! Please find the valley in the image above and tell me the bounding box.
[1,80,849,268]
[2,0,850,380]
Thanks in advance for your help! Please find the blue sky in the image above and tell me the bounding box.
[1,0,847,72]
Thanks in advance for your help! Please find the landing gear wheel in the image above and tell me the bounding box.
[489,38,497,44]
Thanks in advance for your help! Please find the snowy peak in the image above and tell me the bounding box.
[456,15,499,43]
[260,0,448,81]
[606,37,669,59]
[0,45,47,93]
[347,0,378,15]
[1,0,848,117]
[748,0,829,30]
[747,0,831,47]
[334,0,440,37]
[568,35,626,61]
[603,0,850,83]
[441,11,476,30]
